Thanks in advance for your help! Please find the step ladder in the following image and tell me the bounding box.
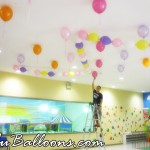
[82,102,106,150]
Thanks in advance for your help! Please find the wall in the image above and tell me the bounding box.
[0,71,144,149]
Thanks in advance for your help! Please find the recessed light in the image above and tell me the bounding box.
[112,85,116,88]
[119,77,124,80]
[0,50,2,53]
[72,66,77,69]
[16,70,21,73]
[72,79,76,82]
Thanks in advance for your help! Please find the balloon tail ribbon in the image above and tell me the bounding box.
[27,0,31,25]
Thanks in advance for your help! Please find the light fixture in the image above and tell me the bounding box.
[0,50,2,53]
[71,79,76,82]
[72,65,77,69]
[16,70,21,73]
[119,77,124,80]
[112,85,116,88]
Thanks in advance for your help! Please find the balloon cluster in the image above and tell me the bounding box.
[34,70,55,77]
[62,71,81,77]
[0,5,13,22]
[136,25,150,50]
[142,58,150,67]
[117,50,128,73]
[13,54,27,73]
[75,42,90,72]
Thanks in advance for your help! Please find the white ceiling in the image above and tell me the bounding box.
[0,0,150,92]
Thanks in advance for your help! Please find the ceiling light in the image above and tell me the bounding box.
[119,77,124,80]
[72,79,76,82]
[72,66,77,69]
[16,70,21,73]
[0,50,2,53]
[112,85,116,88]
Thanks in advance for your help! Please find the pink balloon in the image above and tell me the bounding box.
[92,71,98,79]
[34,69,40,76]
[96,59,103,68]
[13,65,20,71]
[112,39,122,47]
[78,30,88,40]
[76,71,80,76]
[63,72,68,76]
[60,27,71,40]
[96,41,105,52]
[67,52,74,63]
[92,0,107,14]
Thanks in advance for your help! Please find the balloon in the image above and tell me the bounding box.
[67,52,74,63]
[76,71,80,76]
[81,60,88,64]
[92,71,98,79]
[92,0,107,14]
[62,72,68,77]
[118,64,125,73]
[34,69,40,76]
[88,33,99,42]
[96,41,105,52]
[136,40,149,50]
[120,50,128,60]
[137,25,149,38]
[75,42,84,49]
[100,36,111,45]
[112,39,122,47]
[41,71,47,76]
[13,65,20,71]
[69,71,75,77]
[0,5,13,22]
[142,58,150,67]
[17,54,25,64]
[60,27,71,40]
[96,59,103,68]
[51,60,58,69]
[48,71,55,77]
[78,30,88,40]
[83,63,89,68]
[20,67,27,72]
[33,44,42,55]
[77,48,85,55]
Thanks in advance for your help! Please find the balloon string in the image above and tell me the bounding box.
[2,23,6,39]
[27,0,31,25]
[36,56,38,67]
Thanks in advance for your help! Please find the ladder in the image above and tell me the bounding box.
[82,102,106,150]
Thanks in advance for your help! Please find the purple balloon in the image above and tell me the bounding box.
[138,25,149,38]
[81,60,88,64]
[120,50,128,60]
[75,42,84,49]
[100,36,111,45]
[48,71,55,77]
[20,67,27,72]
[118,64,125,73]
[17,54,25,64]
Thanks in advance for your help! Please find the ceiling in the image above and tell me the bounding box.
[0,0,150,92]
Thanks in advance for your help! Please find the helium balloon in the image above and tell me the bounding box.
[120,50,128,60]
[118,64,125,73]
[137,25,149,38]
[92,0,107,14]
[20,67,27,72]
[48,71,55,77]
[13,65,20,71]
[33,44,42,55]
[77,48,85,55]
[136,40,149,50]
[96,41,105,52]
[142,58,150,67]
[96,59,103,68]
[92,71,98,79]
[34,69,40,76]
[67,52,74,63]
[51,60,58,69]
[78,30,88,40]
[0,5,13,22]
[75,42,84,49]
[17,54,25,64]
[88,33,99,42]
[112,39,122,47]
[100,36,111,45]
[41,71,47,76]
[60,27,71,40]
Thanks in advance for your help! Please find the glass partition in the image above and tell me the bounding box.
[0,96,93,134]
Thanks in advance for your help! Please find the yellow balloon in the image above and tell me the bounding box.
[41,71,48,76]
[83,63,89,68]
[77,48,85,55]
[88,33,99,42]
[136,40,149,50]
[69,71,75,77]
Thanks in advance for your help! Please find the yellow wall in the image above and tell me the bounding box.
[0,71,144,149]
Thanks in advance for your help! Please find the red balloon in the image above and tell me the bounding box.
[96,41,105,52]
[92,0,107,14]
[92,71,98,79]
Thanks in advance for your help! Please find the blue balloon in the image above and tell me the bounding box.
[75,42,84,49]
[20,67,27,72]
[100,36,111,45]
[48,71,55,77]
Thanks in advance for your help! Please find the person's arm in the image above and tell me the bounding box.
[92,78,95,91]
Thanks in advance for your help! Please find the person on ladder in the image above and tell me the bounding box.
[92,77,103,128]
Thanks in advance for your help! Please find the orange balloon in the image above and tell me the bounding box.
[51,60,58,69]
[0,5,13,22]
[143,58,150,67]
[33,44,42,55]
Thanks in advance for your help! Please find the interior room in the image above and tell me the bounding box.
[0,0,150,150]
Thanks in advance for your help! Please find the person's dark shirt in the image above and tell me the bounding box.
[93,89,103,105]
